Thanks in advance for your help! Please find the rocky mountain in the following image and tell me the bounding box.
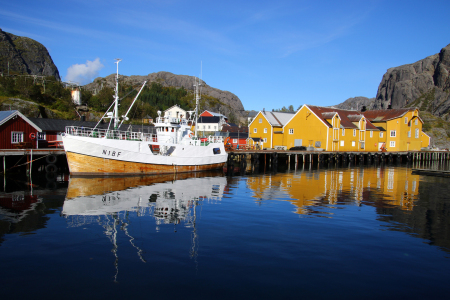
[84,71,245,119]
[0,29,60,80]
[333,44,450,148]
[332,96,376,111]
[374,44,450,118]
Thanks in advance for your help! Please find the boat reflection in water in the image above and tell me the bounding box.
[62,171,228,281]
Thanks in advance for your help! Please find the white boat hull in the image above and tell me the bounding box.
[62,134,227,175]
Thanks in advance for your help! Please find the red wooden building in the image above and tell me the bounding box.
[0,110,42,149]
[0,110,156,149]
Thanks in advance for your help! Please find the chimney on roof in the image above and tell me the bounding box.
[263,108,265,112]
[388,104,392,109]
[361,106,366,112]
[81,115,86,121]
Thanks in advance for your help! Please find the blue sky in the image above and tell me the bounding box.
[2,0,450,111]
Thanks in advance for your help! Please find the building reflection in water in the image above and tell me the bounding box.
[247,166,420,214]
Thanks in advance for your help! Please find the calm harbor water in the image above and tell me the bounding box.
[1,164,450,299]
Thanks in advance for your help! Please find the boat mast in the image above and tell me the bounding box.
[193,77,201,138]
[114,58,122,129]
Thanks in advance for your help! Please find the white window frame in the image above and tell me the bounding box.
[38,132,46,140]
[233,139,238,143]
[340,140,344,147]
[370,131,373,138]
[259,118,262,123]
[415,119,418,125]
[352,141,356,147]
[342,129,345,136]
[11,132,24,144]
[353,129,356,136]
[289,128,294,134]
[380,132,384,138]
[254,128,257,133]
[390,141,396,148]
[404,117,408,124]
[390,130,396,137]
[263,138,267,143]
[415,128,419,139]
[407,131,411,138]
[264,128,268,133]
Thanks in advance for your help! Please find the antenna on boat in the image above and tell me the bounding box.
[114,58,122,129]
[193,77,201,138]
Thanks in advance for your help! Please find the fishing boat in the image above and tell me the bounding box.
[61,59,227,175]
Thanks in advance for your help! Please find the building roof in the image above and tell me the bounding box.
[261,111,295,127]
[164,104,185,112]
[227,132,249,139]
[306,105,379,131]
[201,110,227,119]
[197,116,221,123]
[0,110,42,131]
[222,123,248,133]
[362,108,415,122]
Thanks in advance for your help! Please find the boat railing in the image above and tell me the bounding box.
[155,116,188,125]
[187,135,224,146]
[65,126,157,141]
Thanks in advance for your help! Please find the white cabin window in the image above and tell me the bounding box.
[259,118,262,123]
[404,117,408,124]
[352,141,356,147]
[264,128,267,133]
[415,119,418,125]
[390,141,396,147]
[370,131,373,138]
[407,131,411,138]
[380,132,383,138]
[415,128,419,138]
[340,141,344,146]
[289,128,294,134]
[38,132,46,140]
[11,132,23,143]
[254,128,257,133]
[353,129,356,136]
[390,130,396,137]
[233,139,237,143]
[342,129,345,136]
[263,138,267,143]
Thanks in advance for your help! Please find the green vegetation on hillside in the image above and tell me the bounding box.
[0,76,227,123]
[0,75,77,118]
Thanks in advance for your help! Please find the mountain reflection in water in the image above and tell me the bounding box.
[0,166,449,299]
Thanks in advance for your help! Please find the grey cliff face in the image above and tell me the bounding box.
[86,71,245,119]
[374,44,450,118]
[0,29,60,80]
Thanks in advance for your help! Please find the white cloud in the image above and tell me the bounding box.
[65,58,104,85]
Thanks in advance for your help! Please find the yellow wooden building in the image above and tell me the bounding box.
[363,108,430,151]
[247,110,294,149]
[248,105,430,151]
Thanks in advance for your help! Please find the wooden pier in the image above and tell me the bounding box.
[225,150,450,175]
[0,149,66,175]
[1,148,450,176]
